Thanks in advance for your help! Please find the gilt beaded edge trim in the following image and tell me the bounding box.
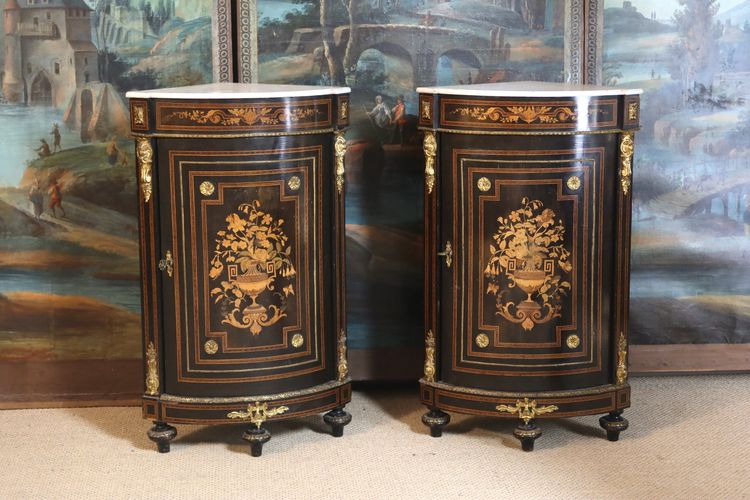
[420,379,629,398]
[418,127,640,136]
[159,378,351,404]
[129,128,340,139]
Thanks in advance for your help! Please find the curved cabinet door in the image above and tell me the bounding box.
[157,136,335,396]
[439,134,618,392]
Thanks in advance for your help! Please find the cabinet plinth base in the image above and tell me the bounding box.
[243,427,271,457]
[420,380,630,449]
[599,410,629,442]
[323,407,352,437]
[422,409,451,437]
[147,421,177,453]
[141,380,352,454]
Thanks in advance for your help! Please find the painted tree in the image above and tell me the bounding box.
[320,0,346,84]
[342,0,366,81]
[668,0,723,98]
[319,0,369,86]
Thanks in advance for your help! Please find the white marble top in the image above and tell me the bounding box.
[416,81,642,97]
[126,83,351,99]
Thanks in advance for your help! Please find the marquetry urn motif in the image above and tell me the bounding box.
[418,82,641,451]
[209,199,296,335]
[128,83,352,457]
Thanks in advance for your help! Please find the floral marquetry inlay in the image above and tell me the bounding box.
[451,105,577,125]
[164,106,318,127]
[485,197,572,332]
[209,200,296,335]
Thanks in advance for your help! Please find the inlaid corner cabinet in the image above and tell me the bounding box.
[127,83,352,457]
[417,82,641,451]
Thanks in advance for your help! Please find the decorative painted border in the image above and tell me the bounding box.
[567,0,584,83]
[213,0,234,82]
[236,0,257,83]
[584,0,603,84]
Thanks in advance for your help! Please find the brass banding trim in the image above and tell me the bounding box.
[159,379,350,404]
[421,379,628,398]
[418,127,640,136]
[130,127,338,139]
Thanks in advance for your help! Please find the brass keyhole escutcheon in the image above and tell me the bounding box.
[437,241,453,268]
[158,250,173,278]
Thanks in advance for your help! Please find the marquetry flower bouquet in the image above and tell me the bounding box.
[209,199,296,334]
[484,197,572,331]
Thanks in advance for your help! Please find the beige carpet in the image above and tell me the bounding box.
[1,375,748,499]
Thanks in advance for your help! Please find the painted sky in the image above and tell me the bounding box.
[611,0,746,19]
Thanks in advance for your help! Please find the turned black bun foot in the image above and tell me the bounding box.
[323,407,352,438]
[599,410,629,442]
[147,421,177,453]
[513,420,542,452]
[422,409,451,437]
[243,426,271,457]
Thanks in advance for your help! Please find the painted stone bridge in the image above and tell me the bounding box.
[286,24,502,87]
[333,24,500,86]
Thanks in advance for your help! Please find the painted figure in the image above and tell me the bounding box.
[367,95,392,144]
[35,139,51,159]
[50,123,61,153]
[48,179,65,218]
[118,150,129,167]
[106,137,120,167]
[367,95,392,129]
[390,95,407,145]
[28,179,44,219]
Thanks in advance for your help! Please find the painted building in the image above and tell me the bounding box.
[2,0,99,107]
[94,0,158,50]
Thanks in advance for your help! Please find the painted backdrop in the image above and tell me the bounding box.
[604,0,750,344]
[256,0,569,352]
[0,0,212,398]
